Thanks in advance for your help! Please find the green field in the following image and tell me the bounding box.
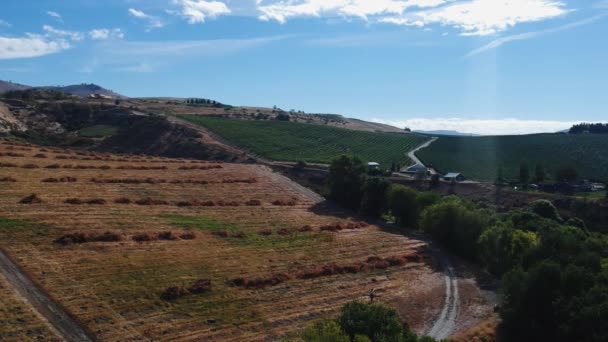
[78,124,119,138]
[183,116,428,167]
[417,134,608,182]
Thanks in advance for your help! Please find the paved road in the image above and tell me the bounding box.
[426,251,459,340]
[407,137,438,167]
[0,250,93,342]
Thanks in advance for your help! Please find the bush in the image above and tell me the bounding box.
[160,286,187,301]
[188,279,211,294]
[388,185,419,228]
[530,200,562,222]
[478,223,538,276]
[338,302,410,342]
[359,177,390,218]
[302,320,349,342]
[19,194,43,204]
[420,197,491,261]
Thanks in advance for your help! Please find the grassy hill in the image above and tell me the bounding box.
[417,133,608,182]
[182,116,428,167]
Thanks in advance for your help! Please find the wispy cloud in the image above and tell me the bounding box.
[305,32,438,47]
[47,11,63,23]
[170,0,231,24]
[466,14,608,58]
[372,117,581,135]
[42,25,84,41]
[84,35,287,72]
[0,35,70,60]
[128,8,165,30]
[89,28,125,41]
[0,19,10,27]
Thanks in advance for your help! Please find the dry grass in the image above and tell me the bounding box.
[0,141,493,341]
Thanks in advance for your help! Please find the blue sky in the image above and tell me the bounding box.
[1,0,607,134]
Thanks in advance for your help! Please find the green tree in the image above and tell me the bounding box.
[419,197,490,260]
[388,185,419,228]
[360,177,391,218]
[478,223,538,276]
[530,200,562,222]
[302,320,349,342]
[328,156,366,211]
[519,162,530,187]
[338,301,409,342]
[534,164,545,183]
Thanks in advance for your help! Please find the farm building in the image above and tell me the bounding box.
[405,164,428,174]
[367,162,380,172]
[443,172,465,182]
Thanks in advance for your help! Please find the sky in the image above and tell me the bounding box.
[1,0,607,135]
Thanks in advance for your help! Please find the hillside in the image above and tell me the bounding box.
[417,133,608,182]
[0,80,31,93]
[182,116,428,167]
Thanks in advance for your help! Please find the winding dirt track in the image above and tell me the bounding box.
[0,249,93,342]
[407,137,438,167]
[426,252,460,340]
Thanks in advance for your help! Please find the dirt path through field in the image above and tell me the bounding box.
[426,251,459,340]
[408,137,438,167]
[0,249,93,342]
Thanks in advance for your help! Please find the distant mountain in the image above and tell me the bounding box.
[39,84,127,99]
[0,80,126,99]
[414,130,480,137]
[0,80,31,93]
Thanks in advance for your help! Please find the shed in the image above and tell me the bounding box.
[443,173,465,182]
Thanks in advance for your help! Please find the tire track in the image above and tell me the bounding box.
[426,252,459,340]
[0,249,93,342]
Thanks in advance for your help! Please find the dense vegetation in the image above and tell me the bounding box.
[570,123,608,134]
[183,116,427,167]
[301,301,438,342]
[327,156,608,342]
[417,134,608,182]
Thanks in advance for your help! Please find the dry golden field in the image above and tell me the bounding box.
[0,140,494,341]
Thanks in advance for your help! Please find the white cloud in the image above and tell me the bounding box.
[466,14,607,57]
[381,0,569,36]
[171,0,231,24]
[128,8,165,29]
[47,11,63,22]
[89,28,125,41]
[43,25,84,41]
[0,35,70,60]
[372,117,580,135]
[257,0,445,23]
[256,0,569,36]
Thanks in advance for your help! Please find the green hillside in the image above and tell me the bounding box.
[417,134,608,182]
[183,116,428,167]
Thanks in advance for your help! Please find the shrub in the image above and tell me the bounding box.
[272,200,296,206]
[245,199,262,206]
[530,200,562,222]
[0,177,16,182]
[135,198,168,205]
[54,233,87,245]
[359,177,390,218]
[33,154,47,158]
[179,233,196,240]
[338,302,407,342]
[188,279,211,294]
[302,320,349,342]
[258,229,273,236]
[160,286,187,301]
[229,273,290,288]
[298,225,313,232]
[65,198,84,205]
[132,233,155,242]
[158,231,178,241]
[114,197,131,204]
[19,194,42,204]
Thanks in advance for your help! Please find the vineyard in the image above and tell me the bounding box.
[417,134,608,182]
[182,116,428,167]
[0,140,494,341]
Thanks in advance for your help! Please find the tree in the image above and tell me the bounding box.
[556,166,578,183]
[530,200,562,222]
[302,320,349,342]
[328,156,366,211]
[338,301,410,342]
[534,164,545,183]
[478,223,538,276]
[360,177,391,218]
[388,185,419,228]
[519,162,530,187]
[276,113,290,121]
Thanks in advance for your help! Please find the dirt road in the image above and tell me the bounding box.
[0,249,93,342]
[426,252,459,340]
[407,137,438,167]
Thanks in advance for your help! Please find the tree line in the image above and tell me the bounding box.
[326,155,608,342]
[569,123,608,134]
